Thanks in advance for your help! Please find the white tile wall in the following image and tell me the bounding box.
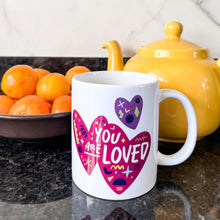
[0,0,219,58]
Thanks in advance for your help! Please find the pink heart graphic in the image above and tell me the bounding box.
[96,118,151,194]
[73,110,151,194]
[73,110,100,175]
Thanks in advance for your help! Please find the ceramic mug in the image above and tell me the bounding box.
[71,71,197,200]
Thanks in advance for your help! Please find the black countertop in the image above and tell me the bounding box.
[0,57,219,220]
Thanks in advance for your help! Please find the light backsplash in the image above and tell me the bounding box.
[0,0,219,58]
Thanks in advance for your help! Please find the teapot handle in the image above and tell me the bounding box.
[214,58,220,94]
[215,58,220,70]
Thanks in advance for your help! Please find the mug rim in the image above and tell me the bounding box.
[72,71,158,88]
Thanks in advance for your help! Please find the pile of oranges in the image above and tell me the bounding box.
[0,65,90,115]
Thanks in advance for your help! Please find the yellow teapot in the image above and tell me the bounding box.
[102,21,220,142]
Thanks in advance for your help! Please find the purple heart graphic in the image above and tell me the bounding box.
[115,95,143,129]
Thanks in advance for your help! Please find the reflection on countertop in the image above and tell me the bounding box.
[72,181,192,220]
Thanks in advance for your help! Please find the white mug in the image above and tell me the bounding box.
[71,71,197,200]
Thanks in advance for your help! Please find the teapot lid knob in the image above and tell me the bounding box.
[165,22,183,38]
[138,21,208,59]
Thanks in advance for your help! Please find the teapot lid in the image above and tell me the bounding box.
[138,22,208,59]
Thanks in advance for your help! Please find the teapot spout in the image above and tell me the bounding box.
[102,40,124,71]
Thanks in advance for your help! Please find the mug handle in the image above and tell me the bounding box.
[157,89,197,166]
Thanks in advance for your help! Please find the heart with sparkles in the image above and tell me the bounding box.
[115,95,143,129]
[97,118,151,194]
[73,110,100,175]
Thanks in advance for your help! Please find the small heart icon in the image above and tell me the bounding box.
[73,110,100,175]
[115,95,143,129]
[97,119,151,194]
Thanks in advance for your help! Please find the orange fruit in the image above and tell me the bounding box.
[34,68,50,80]
[51,95,71,113]
[36,73,70,102]
[65,66,90,85]
[0,95,15,114]
[9,95,50,115]
[1,65,38,99]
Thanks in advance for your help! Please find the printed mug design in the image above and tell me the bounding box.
[73,110,151,194]
[73,110,99,175]
[115,95,143,129]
